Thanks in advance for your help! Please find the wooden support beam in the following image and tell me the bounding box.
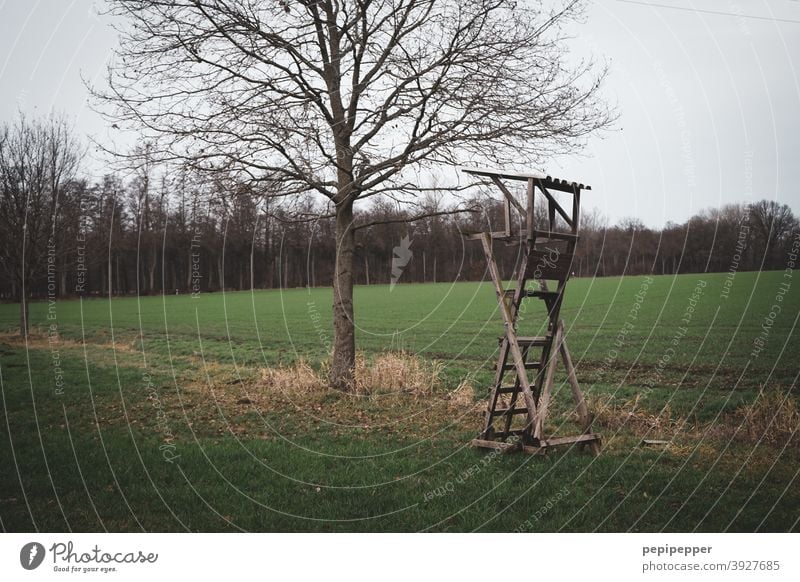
[517,434,602,455]
[533,322,563,441]
[491,175,526,215]
[538,184,574,229]
[572,185,581,234]
[526,178,535,241]
[558,321,601,456]
[504,196,512,237]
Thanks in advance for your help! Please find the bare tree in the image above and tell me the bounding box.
[93,0,612,389]
[0,113,81,336]
[750,200,796,267]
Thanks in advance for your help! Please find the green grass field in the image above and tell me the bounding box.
[1,271,798,531]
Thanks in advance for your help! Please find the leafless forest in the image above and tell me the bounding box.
[1,133,795,301]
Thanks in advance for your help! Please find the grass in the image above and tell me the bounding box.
[0,270,798,532]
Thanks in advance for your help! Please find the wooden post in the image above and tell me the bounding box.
[534,322,562,441]
[559,321,601,455]
[526,178,535,241]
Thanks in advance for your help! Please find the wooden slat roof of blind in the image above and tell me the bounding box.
[461,166,591,193]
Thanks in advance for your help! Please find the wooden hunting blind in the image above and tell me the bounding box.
[463,167,601,456]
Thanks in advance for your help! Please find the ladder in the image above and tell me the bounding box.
[462,167,601,455]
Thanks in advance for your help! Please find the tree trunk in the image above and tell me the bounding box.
[19,291,29,338]
[149,248,157,293]
[330,201,356,391]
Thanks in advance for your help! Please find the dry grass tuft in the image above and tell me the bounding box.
[446,379,479,409]
[354,351,443,396]
[259,351,443,397]
[736,389,799,445]
[586,389,800,449]
[260,359,326,394]
[0,330,142,354]
[587,394,685,438]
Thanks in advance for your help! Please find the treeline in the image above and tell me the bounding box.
[2,168,797,301]
[2,115,797,303]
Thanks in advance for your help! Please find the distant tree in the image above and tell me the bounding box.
[0,113,81,336]
[619,217,646,233]
[93,0,612,389]
[573,206,606,277]
[749,200,795,268]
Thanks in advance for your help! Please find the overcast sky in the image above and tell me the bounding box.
[1,0,798,227]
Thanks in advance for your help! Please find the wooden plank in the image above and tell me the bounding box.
[559,323,591,430]
[642,439,670,447]
[524,250,575,280]
[539,433,601,447]
[526,178,535,241]
[556,321,600,455]
[471,439,522,452]
[513,434,603,455]
[464,230,518,241]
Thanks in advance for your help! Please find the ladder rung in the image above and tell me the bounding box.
[531,232,580,242]
[530,290,560,300]
[502,289,544,303]
[464,231,518,241]
[495,385,538,394]
[490,407,529,417]
[493,362,540,372]
[498,335,551,346]
[516,336,552,347]
[498,362,541,372]
[502,288,561,299]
